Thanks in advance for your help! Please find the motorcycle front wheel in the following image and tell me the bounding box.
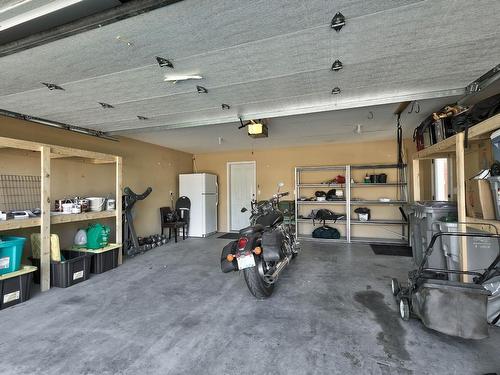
[243,264,274,299]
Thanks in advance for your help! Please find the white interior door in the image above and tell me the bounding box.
[228,162,256,231]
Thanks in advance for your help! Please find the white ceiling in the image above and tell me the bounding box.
[0,0,498,151]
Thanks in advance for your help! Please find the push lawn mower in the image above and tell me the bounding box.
[392,231,500,339]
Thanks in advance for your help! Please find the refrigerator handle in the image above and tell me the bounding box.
[215,180,219,206]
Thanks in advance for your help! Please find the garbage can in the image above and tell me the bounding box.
[438,221,499,281]
[414,201,457,268]
[488,175,500,220]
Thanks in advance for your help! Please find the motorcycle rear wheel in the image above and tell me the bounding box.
[243,266,274,299]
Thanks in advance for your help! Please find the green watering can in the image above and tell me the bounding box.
[86,223,111,249]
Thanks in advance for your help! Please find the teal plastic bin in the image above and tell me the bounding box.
[0,236,26,276]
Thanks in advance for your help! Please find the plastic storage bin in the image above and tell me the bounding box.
[30,250,92,288]
[413,201,457,268]
[438,222,499,281]
[90,247,119,274]
[488,176,500,220]
[0,265,36,310]
[0,236,26,276]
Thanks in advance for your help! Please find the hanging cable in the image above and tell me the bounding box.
[397,113,403,167]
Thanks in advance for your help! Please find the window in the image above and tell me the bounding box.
[433,158,449,201]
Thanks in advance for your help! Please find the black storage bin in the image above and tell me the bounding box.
[90,247,119,274]
[30,250,92,288]
[0,266,35,310]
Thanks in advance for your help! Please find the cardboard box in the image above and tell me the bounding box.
[466,179,495,219]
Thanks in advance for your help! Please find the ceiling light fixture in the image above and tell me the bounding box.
[331,59,343,71]
[331,12,345,32]
[156,56,174,68]
[331,87,341,95]
[98,102,114,109]
[196,85,208,94]
[41,82,64,91]
[164,74,203,83]
[137,115,149,120]
[221,104,230,110]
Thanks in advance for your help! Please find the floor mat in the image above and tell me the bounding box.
[371,244,412,257]
[218,233,240,239]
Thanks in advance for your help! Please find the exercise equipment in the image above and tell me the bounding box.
[123,186,152,256]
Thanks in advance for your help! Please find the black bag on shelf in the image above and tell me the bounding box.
[312,226,341,239]
[314,209,341,223]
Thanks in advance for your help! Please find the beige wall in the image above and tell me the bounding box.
[0,116,193,251]
[195,139,415,233]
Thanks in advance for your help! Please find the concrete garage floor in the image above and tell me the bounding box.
[1,237,499,375]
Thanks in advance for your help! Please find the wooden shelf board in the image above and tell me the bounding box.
[0,265,37,280]
[0,211,117,231]
[51,210,116,224]
[67,243,122,254]
[0,217,41,230]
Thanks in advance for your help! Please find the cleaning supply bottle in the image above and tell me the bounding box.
[86,223,111,249]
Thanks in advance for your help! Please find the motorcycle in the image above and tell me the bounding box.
[220,184,299,298]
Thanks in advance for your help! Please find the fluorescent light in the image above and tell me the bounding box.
[0,0,84,31]
[164,74,203,83]
[0,0,33,15]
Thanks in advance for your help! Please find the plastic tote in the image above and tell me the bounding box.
[0,236,26,276]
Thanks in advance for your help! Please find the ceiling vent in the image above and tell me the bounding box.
[98,102,114,109]
[156,56,174,68]
[196,85,208,94]
[41,82,64,91]
[331,59,343,71]
[331,12,345,32]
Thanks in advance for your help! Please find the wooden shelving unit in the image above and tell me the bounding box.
[295,164,408,245]
[412,113,500,273]
[0,136,122,292]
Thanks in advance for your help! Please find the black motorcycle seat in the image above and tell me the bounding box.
[239,224,265,235]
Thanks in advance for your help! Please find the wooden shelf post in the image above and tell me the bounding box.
[412,159,420,202]
[115,156,123,265]
[40,146,51,292]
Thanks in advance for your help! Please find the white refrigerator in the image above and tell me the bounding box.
[179,173,218,237]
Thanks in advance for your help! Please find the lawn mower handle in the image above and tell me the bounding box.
[420,231,500,284]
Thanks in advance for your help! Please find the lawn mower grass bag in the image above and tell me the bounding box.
[312,225,340,239]
[411,278,491,339]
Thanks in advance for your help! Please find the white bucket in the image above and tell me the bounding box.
[87,197,105,212]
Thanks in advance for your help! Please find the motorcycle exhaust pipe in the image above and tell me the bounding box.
[264,255,291,284]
